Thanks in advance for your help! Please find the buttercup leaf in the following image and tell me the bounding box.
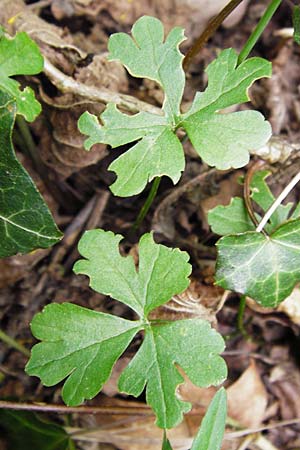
[0,31,43,121]
[73,230,191,316]
[79,17,271,197]
[26,303,141,406]
[27,230,227,428]
[215,219,300,307]
[182,49,272,169]
[78,107,184,197]
[119,318,226,429]
[0,91,62,257]
[108,15,185,120]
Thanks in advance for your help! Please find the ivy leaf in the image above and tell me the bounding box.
[27,230,227,428]
[191,388,227,450]
[0,31,43,121]
[108,15,185,121]
[215,219,300,307]
[78,105,184,197]
[208,197,255,235]
[181,49,272,169]
[0,410,72,450]
[208,170,294,236]
[293,5,300,45]
[0,91,62,257]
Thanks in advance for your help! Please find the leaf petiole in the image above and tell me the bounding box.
[132,177,161,231]
[238,0,283,64]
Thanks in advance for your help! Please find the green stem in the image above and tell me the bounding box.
[0,329,30,357]
[15,116,43,173]
[237,295,250,339]
[132,177,161,231]
[238,0,283,64]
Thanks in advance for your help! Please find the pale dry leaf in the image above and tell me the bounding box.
[277,287,300,325]
[227,361,268,428]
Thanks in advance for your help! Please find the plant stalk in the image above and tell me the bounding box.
[0,329,30,357]
[183,0,245,71]
[238,0,283,64]
[256,170,300,233]
[183,0,243,72]
[132,177,161,231]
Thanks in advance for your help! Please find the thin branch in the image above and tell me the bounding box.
[0,329,30,357]
[0,400,153,415]
[43,58,161,116]
[226,417,300,439]
[183,0,245,71]
[256,170,300,232]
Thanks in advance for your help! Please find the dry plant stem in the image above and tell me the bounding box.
[43,58,161,115]
[256,170,300,232]
[0,329,30,357]
[183,0,245,71]
[225,418,300,439]
[0,400,153,415]
[243,159,266,231]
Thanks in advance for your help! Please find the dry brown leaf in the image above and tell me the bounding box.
[269,362,300,419]
[227,360,268,428]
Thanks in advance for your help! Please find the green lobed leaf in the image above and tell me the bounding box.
[26,303,141,406]
[191,388,227,450]
[0,91,62,257]
[181,49,272,169]
[27,230,227,428]
[78,107,184,197]
[293,5,300,45]
[0,410,72,450]
[73,229,191,317]
[215,218,300,307]
[78,18,271,197]
[0,31,43,121]
[118,318,226,429]
[108,15,185,121]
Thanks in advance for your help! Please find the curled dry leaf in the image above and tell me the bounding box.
[227,360,268,428]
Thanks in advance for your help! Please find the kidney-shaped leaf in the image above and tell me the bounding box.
[215,219,300,307]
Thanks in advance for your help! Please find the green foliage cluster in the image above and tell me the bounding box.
[2,9,300,449]
[0,31,61,257]
[78,16,272,197]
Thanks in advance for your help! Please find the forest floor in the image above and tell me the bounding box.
[1,0,300,449]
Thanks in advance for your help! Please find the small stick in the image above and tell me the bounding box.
[183,0,245,71]
[256,170,300,233]
[43,58,161,116]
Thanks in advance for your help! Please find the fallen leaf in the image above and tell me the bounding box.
[227,360,268,428]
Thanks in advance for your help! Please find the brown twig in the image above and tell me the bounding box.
[243,159,267,232]
[183,0,245,71]
[0,400,152,415]
[43,58,162,116]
